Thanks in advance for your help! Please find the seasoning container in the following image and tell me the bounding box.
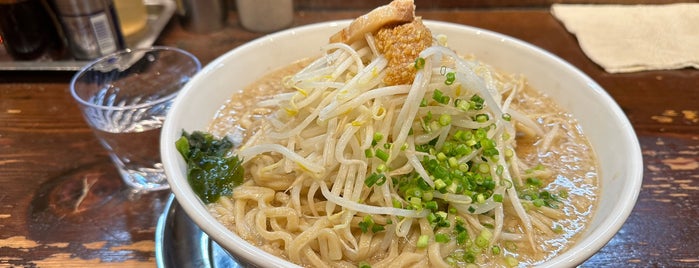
[52,0,124,60]
[113,0,148,41]
[176,0,227,34]
[0,0,66,60]
[236,0,293,33]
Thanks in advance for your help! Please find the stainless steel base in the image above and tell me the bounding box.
[155,194,241,268]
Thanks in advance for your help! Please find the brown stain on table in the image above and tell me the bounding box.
[662,157,699,171]
[651,109,699,124]
[32,254,154,268]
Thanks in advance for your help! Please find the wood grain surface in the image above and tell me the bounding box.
[1,1,697,267]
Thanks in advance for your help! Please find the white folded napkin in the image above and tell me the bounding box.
[551,3,699,73]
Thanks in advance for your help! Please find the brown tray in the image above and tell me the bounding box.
[0,0,175,71]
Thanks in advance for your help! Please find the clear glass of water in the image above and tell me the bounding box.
[70,46,201,191]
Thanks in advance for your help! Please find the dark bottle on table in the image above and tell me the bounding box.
[0,0,66,60]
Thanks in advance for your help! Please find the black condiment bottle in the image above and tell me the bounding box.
[0,0,67,61]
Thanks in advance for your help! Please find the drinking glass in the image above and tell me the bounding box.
[70,46,201,191]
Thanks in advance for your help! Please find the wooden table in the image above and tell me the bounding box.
[1,1,697,267]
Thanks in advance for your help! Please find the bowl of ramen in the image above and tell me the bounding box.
[161,1,643,267]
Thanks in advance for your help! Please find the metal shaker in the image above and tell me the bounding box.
[236,0,293,33]
[53,0,124,60]
[176,0,227,33]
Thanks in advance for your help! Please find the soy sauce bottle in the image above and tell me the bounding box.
[0,0,66,60]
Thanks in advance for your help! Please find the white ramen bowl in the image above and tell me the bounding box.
[161,20,643,267]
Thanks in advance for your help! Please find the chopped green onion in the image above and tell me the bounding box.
[373,132,383,143]
[405,187,423,198]
[533,199,545,207]
[435,233,450,243]
[502,113,512,121]
[392,198,402,208]
[478,163,490,173]
[526,177,542,187]
[505,256,519,267]
[455,98,470,111]
[470,94,485,110]
[414,57,426,70]
[448,157,458,168]
[420,117,432,132]
[456,230,469,244]
[446,180,458,193]
[504,241,517,251]
[458,163,469,172]
[496,165,504,176]
[501,179,513,189]
[483,148,499,157]
[464,253,476,264]
[425,200,438,210]
[376,175,387,186]
[364,148,373,158]
[427,212,438,223]
[424,110,433,121]
[358,215,374,233]
[372,224,385,233]
[504,148,514,158]
[445,72,456,85]
[455,218,466,231]
[439,114,451,126]
[559,189,569,198]
[422,191,433,201]
[364,173,386,187]
[476,193,486,203]
[483,179,495,190]
[492,245,501,255]
[493,193,503,203]
[432,89,450,104]
[409,196,422,209]
[475,228,492,248]
[502,131,511,141]
[416,235,429,248]
[434,179,447,190]
[539,191,551,199]
[375,148,389,162]
[417,177,432,191]
[432,90,443,102]
[475,113,489,123]
[475,128,487,140]
[359,261,372,268]
[553,225,564,234]
[455,144,470,156]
